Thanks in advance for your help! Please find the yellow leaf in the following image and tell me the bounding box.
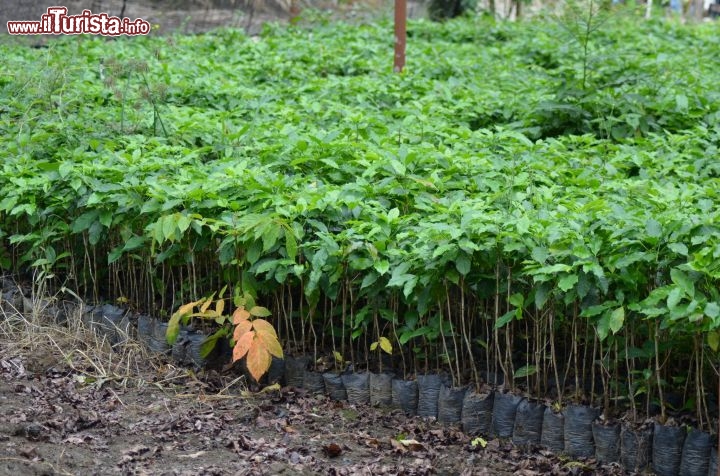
[215,298,225,317]
[177,299,203,317]
[251,319,278,338]
[199,293,216,313]
[379,336,392,355]
[246,342,272,382]
[370,342,378,351]
[259,383,281,394]
[333,351,343,363]
[471,437,487,449]
[191,310,217,319]
[232,330,255,362]
[232,307,251,324]
[256,329,284,358]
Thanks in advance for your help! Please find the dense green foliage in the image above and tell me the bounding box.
[1,13,719,424]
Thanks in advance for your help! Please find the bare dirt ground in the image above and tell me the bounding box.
[0,347,513,476]
[0,318,626,476]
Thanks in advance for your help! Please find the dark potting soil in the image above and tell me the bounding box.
[492,392,522,438]
[620,424,652,474]
[679,428,712,476]
[303,370,326,394]
[267,356,286,385]
[416,374,446,418]
[592,420,620,464]
[563,404,600,458]
[184,332,207,367]
[708,447,718,476]
[369,372,393,407]
[171,330,190,363]
[136,314,154,345]
[148,321,170,354]
[540,407,565,452]
[322,372,347,401]
[512,399,544,446]
[391,379,418,415]
[284,355,310,388]
[437,385,466,424]
[652,422,685,476]
[342,372,370,405]
[461,390,493,436]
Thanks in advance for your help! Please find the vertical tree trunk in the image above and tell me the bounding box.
[394,0,407,72]
[694,0,705,20]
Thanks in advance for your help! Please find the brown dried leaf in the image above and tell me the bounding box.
[232,330,255,362]
[322,443,342,457]
[390,438,425,453]
[246,343,271,382]
[232,307,251,324]
[232,319,253,342]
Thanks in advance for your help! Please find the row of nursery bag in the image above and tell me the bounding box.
[279,356,717,476]
[2,295,716,476]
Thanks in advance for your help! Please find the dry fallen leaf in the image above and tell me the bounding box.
[390,438,425,453]
[322,443,343,457]
[178,450,206,459]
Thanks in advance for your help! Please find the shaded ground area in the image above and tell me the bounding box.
[0,338,627,476]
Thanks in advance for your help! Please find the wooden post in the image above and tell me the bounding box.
[394,0,407,72]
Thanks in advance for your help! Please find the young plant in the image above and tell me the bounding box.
[166,286,283,382]
[231,304,284,382]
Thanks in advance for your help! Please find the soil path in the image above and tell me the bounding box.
[0,348,527,476]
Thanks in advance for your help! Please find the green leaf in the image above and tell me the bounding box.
[531,246,548,264]
[373,260,390,275]
[361,272,379,289]
[609,307,624,334]
[399,326,431,345]
[667,287,683,310]
[455,254,471,276]
[72,210,99,233]
[514,365,537,379]
[285,228,298,261]
[645,218,662,238]
[675,93,688,111]
[494,310,515,329]
[668,243,688,256]
[249,306,271,317]
[596,313,610,341]
[708,331,720,352]
[704,302,720,320]
[162,215,177,242]
[558,274,578,292]
[200,330,227,358]
[670,268,695,298]
[508,293,524,309]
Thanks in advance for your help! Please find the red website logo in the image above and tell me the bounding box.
[7,6,150,36]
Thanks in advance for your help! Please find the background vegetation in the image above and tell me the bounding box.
[1,5,719,430]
